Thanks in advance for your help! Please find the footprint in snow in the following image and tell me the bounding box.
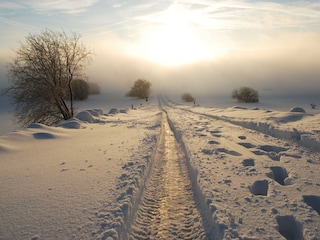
[238,135,247,140]
[250,180,269,196]
[238,142,256,148]
[303,195,320,215]
[217,148,242,156]
[258,145,288,153]
[276,215,303,240]
[267,166,288,186]
[202,149,214,155]
[242,159,255,167]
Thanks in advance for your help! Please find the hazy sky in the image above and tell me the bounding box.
[1,0,320,95]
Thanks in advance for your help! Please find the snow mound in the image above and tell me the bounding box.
[57,119,82,129]
[232,106,247,110]
[0,144,16,153]
[289,107,306,113]
[86,109,103,117]
[33,132,55,140]
[75,111,95,123]
[108,108,119,115]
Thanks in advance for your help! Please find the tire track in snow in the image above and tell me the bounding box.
[160,96,320,238]
[161,95,320,153]
[128,112,208,239]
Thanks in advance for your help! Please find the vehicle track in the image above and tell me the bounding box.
[128,112,209,239]
[160,95,319,153]
[155,96,320,239]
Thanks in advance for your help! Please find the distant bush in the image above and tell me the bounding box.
[88,82,101,95]
[232,87,259,103]
[126,79,151,99]
[182,93,195,102]
[71,79,89,100]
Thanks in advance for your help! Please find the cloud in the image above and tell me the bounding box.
[130,0,320,31]
[0,1,22,9]
[1,0,99,14]
[112,3,123,8]
[0,16,38,32]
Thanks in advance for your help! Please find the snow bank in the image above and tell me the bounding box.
[108,108,119,115]
[172,104,320,152]
[0,106,161,240]
[1,96,320,239]
[57,119,82,129]
[289,107,306,113]
[75,110,96,123]
[164,97,320,239]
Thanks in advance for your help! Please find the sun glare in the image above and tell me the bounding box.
[143,26,211,66]
[132,4,222,66]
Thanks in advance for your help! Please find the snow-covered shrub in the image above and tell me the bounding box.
[289,107,306,113]
[76,111,95,123]
[232,87,259,103]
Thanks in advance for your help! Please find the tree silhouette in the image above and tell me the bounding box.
[3,29,92,126]
[232,87,259,103]
[126,79,151,99]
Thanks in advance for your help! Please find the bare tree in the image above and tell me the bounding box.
[232,86,259,103]
[181,93,195,102]
[2,29,92,126]
[126,79,151,99]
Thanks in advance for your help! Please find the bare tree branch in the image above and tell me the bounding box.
[2,29,93,126]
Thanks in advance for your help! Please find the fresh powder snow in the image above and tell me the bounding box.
[0,94,320,239]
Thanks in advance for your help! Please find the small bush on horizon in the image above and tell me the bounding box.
[181,93,195,102]
[232,87,259,103]
[126,79,151,99]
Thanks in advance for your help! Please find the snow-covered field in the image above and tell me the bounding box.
[1,93,320,239]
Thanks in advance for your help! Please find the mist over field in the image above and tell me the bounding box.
[1,0,320,98]
[73,32,320,97]
[1,0,319,131]
[1,32,320,100]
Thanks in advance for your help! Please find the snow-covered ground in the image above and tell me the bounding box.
[1,93,320,239]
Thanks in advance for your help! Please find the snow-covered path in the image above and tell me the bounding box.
[1,95,320,239]
[162,97,320,239]
[129,112,208,239]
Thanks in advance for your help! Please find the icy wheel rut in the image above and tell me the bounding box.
[129,112,207,239]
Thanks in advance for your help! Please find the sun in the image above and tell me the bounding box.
[131,4,221,66]
[142,25,212,66]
